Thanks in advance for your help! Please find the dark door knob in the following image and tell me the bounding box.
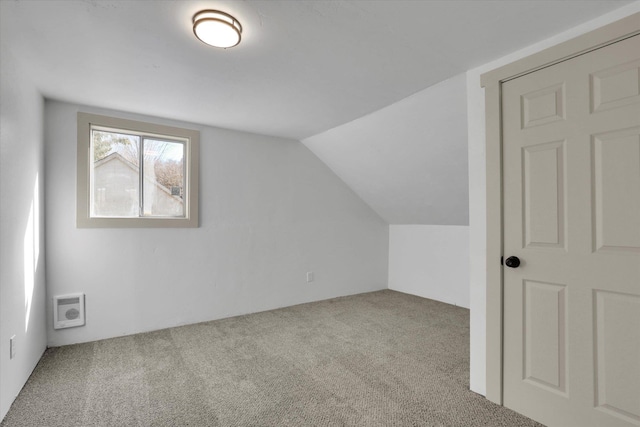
[505,256,520,268]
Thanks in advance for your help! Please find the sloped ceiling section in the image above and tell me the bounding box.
[303,74,468,225]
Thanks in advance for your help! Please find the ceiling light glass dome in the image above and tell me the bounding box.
[193,10,242,49]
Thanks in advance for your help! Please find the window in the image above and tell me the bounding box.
[77,113,199,227]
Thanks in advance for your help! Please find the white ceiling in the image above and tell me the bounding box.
[0,0,633,140]
[1,0,635,226]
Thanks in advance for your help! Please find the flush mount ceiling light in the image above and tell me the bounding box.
[193,10,242,49]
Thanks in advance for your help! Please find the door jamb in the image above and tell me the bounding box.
[480,12,640,405]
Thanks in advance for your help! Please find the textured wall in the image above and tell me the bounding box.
[388,225,469,309]
[0,49,47,419]
[45,101,389,347]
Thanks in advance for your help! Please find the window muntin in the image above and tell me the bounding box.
[77,113,199,228]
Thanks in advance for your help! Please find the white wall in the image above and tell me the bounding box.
[45,101,389,347]
[389,225,469,309]
[303,72,471,326]
[467,1,640,396]
[0,49,47,419]
[303,73,468,225]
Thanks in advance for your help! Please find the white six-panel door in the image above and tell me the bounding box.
[502,34,640,427]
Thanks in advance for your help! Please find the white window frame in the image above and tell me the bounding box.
[77,112,199,228]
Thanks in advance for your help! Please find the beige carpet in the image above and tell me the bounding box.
[1,290,543,426]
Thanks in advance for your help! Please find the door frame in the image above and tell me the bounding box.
[480,12,640,405]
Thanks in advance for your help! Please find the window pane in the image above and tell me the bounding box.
[91,130,140,217]
[142,139,185,217]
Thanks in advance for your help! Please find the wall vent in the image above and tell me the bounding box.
[53,293,85,329]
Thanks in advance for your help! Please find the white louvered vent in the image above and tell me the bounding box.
[53,293,85,329]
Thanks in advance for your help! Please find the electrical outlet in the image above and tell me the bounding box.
[306,272,314,283]
[10,335,16,359]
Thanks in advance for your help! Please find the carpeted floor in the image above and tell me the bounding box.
[1,290,543,427]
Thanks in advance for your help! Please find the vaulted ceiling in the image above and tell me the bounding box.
[1,0,634,224]
[1,0,631,140]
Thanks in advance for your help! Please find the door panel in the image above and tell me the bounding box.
[591,59,640,113]
[523,140,566,249]
[523,280,568,395]
[522,83,566,128]
[592,128,640,252]
[502,34,640,427]
[594,291,640,424]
